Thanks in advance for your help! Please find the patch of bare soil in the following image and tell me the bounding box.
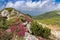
[47,25,60,40]
[47,25,60,31]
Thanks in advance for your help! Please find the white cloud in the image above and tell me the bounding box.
[6,2,14,8]
[39,0,49,7]
[5,0,54,9]
[55,4,60,10]
[26,1,41,8]
[5,1,40,11]
[5,0,60,16]
[14,1,25,8]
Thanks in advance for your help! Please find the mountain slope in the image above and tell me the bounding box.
[33,11,60,20]
[33,10,60,25]
[0,8,32,18]
[0,8,32,29]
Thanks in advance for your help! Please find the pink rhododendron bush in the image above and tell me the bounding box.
[0,10,33,40]
[0,8,51,40]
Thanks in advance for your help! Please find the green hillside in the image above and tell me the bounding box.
[0,8,32,29]
[33,10,60,25]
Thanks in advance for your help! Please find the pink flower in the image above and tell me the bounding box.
[10,23,26,37]
[25,16,31,22]
[20,30,25,36]
[16,32,21,36]
[18,23,25,30]
[17,23,26,36]
[10,25,16,32]
[6,29,11,33]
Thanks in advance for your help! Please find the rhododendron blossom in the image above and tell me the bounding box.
[18,23,25,30]
[18,23,26,36]
[10,25,16,32]
[20,31,25,37]
[25,16,31,22]
[10,16,32,39]
[16,32,21,36]
[10,23,26,37]
[6,29,11,33]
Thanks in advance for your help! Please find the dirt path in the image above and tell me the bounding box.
[47,25,60,31]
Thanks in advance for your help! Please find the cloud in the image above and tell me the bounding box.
[26,1,41,8]
[6,2,14,8]
[55,4,60,10]
[4,0,60,16]
[39,0,50,7]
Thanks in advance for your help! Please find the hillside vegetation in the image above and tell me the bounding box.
[33,11,60,26]
[0,8,51,40]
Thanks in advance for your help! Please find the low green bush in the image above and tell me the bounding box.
[42,27,51,38]
[31,21,51,39]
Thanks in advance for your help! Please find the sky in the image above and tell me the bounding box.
[0,0,60,16]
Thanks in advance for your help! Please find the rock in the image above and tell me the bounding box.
[26,22,32,33]
[51,30,60,40]
[24,32,38,40]
[1,10,9,17]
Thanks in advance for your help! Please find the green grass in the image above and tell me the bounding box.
[37,16,60,25]
[33,10,60,26]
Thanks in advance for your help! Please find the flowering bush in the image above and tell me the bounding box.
[10,22,26,40]
[0,29,12,40]
[10,23,26,36]
[0,10,33,40]
[18,23,26,36]
[10,24,16,32]
[25,16,31,22]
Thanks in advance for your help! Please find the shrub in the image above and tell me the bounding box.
[0,29,12,40]
[42,27,51,38]
[21,17,25,22]
[31,21,51,39]
[31,21,43,36]
[0,17,8,29]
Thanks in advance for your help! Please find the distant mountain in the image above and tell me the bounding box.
[33,10,60,20]
[33,10,60,25]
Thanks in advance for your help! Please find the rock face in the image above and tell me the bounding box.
[51,30,60,40]
[24,32,38,40]
[26,22,32,33]
[1,10,9,17]
[0,8,24,20]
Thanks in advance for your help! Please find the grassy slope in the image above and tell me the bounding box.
[33,10,60,25]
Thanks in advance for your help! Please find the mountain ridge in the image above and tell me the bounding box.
[33,10,60,26]
[33,10,60,20]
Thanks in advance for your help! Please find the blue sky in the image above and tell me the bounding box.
[0,0,60,16]
[56,0,60,2]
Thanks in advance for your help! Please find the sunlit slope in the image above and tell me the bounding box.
[33,11,60,25]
